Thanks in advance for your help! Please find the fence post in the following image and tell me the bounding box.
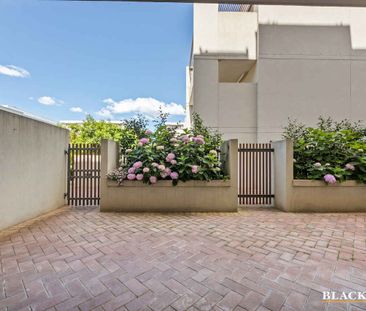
[228,139,238,194]
[100,140,119,207]
[101,140,119,175]
[272,139,293,211]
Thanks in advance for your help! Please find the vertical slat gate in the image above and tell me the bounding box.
[238,143,274,205]
[66,143,101,206]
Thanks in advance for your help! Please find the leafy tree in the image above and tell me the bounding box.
[69,115,123,144]
[67,114,150,156]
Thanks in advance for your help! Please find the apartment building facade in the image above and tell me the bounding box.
[186,4,366,142]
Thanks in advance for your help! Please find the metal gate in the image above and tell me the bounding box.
[238,143,274,205]
[65,144,101,206]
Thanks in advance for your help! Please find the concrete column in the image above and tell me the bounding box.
[272,139,293,211]
[228,139,239,193]
[221,139,238,207]
[101,140,119,175]
[100,139,119,207]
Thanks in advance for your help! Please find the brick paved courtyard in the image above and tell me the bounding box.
[1,207,366,311]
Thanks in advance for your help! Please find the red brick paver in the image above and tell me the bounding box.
[1,207,366,311]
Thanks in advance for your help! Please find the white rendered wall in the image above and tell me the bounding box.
[193,4,258,59]
[192,58,257,142]
[256,23,366,142]
[258,6,366,49]
[0,108,69,230]
[190,4,366,143]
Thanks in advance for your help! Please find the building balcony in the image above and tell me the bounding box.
[193,3,258,60]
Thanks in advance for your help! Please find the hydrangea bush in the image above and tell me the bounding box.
[283,117,366,184]
[108,113,226,185]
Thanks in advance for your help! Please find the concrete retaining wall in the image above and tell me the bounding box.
[273,139,366,212]
[100,139,238,212]
[0,108,69,230]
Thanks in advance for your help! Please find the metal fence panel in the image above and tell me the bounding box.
[238,143,274,205]
[66,144,101,206]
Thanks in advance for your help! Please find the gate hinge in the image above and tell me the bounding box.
[64,149,68,155]
[64,192,68,199]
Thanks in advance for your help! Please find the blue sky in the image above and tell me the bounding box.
[0,0,192,123]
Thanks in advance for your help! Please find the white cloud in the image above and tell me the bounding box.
[0,65,30,78]
[96,107,114,119]
[38,96,63,106]
[38,96,56,105]
[70,107,83,113]
[96,97,185,119]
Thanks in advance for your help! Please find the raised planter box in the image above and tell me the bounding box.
[273,139,366,212]
[100,139,238,212]
[291,180,366,212]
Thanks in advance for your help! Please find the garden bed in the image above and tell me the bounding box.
[273,140,366,212]
[100,139,238,212]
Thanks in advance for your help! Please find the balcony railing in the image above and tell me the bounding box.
[218,4,253,12]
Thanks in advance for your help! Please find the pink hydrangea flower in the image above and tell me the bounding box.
[166,153,175,162]
[192,165,199,174]
[314,162,322,168]
[133,161,143,169]
[345,163,355,171]
[164,168,171,175]
[145,129,153,135]
[170,172,179,180]
[143,167,150,173]
[137,142,143,147]
[160,172,168,179]
[136,174,144,181]
[128,167,135,174]
[170,159,177,165]
[324,174,336,184]
[181,135,189,143]
[127,174,136,180]
[193,137,205,145]
[139,138,149,145]
[197,135,204,139]
[149,176,157,184]
[158,164,165,171]
[152,162,159,168]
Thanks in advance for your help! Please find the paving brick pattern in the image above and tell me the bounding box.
[1,206,366,311]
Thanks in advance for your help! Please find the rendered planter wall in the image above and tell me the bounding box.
[291,180,366,212]
[100,139,238,212]
[273,140,366,212]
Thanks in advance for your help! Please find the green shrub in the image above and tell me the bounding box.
[283,117,366,183]
[119,114,148,153]
[108,113,225,185]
